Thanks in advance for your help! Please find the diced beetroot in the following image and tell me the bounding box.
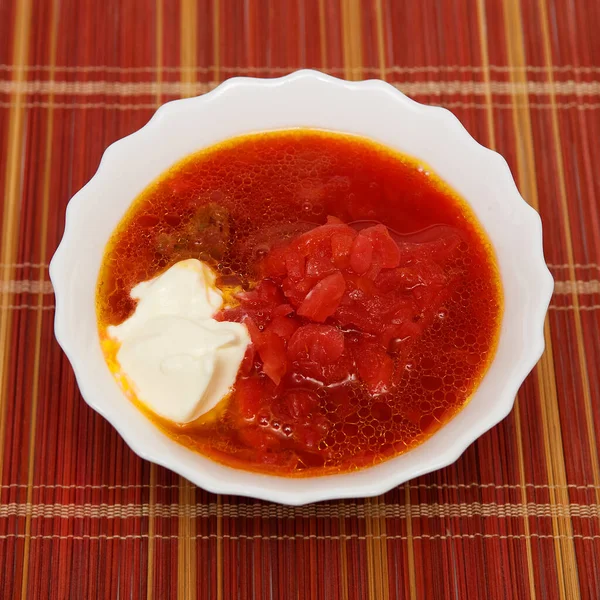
[288,324,345,364]
[256,331,288,385]
[350,234,373,274]
[331,232,354,268]
[285,250,305,280]
[266,314,300,340]
[297,271,346,322]
[361,224,401,268]
[353,338,394,394]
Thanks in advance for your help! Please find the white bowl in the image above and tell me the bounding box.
[50,69,553,505]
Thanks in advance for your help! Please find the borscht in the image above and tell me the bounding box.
[97,130,502,476]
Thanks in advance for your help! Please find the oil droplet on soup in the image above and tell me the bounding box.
[96,130,502,477]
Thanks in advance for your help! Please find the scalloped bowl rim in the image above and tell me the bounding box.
[50,70,553,505]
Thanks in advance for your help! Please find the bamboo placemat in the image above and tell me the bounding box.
[1,0,599,598]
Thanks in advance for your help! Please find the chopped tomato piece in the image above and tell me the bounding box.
[258,244,288,277]
[386,298,419,323]
[297,271,346,322]
[255,331,288,385]
[353,338,394,394]
[292,222,356,256]
[276,390,319,420]
[213,305,243,323]
[218,216,457,407]
[334,305,379,334]
[331,232,355,268]
[234,378,266,421]
[375,266,422,293]
[305,253,336,278]
[285,250,305,280]
[272,303,295,317]
[238,280,284,308]
[294,350,354,385]
[266,314,300,340]
[361,224,401,268]
[241,315,262,345]
[364,257,383,281]
[241,316,262,346]
[343,273,377,297]
[239,345,256,376]
[283,275,318,307]
[288,324,345,364]
[350,234,373,274]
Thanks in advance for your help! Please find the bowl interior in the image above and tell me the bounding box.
[50,71,552,504]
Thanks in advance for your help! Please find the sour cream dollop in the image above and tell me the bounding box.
[108,259,249,423]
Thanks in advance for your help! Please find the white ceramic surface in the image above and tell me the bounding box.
[50,69,554,505]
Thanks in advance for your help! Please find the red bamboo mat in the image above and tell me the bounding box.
[1,0,599,598]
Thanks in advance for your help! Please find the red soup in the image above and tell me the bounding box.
[97,130,502,476]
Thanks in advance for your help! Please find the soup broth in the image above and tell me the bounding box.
[97,130,502,476]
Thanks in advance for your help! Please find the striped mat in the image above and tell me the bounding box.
[1,0,599,598]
